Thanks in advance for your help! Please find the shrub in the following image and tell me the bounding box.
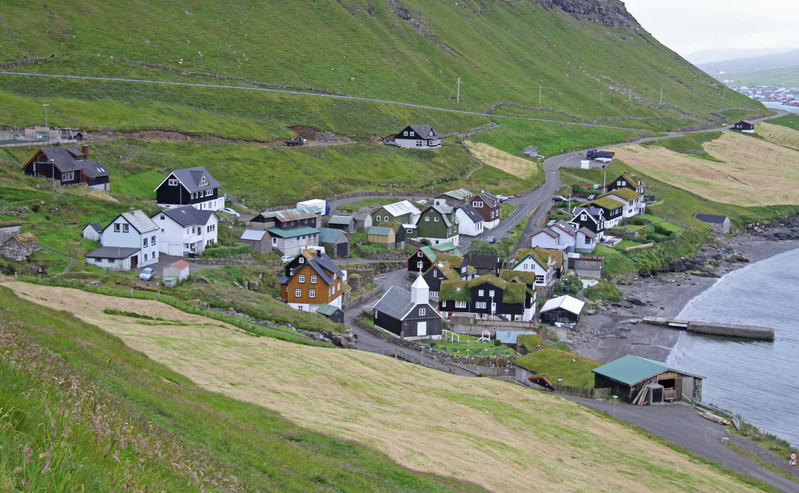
[202,244,250,257]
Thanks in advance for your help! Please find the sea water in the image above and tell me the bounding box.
[668,247,799,447]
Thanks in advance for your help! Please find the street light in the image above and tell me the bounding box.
[612,395,618,417]
[51,158,55,193]
[42,103,49,142]
[721,436,730,467]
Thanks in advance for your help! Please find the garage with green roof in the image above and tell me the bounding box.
[592,354,704,404]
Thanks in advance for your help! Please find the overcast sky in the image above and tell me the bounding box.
[622,0,798,64]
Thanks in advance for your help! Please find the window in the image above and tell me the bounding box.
[295,288,302,297]
[62,171,74,181]
[311,275,317,284]
[536,275,545,283]
[417,251,423,257]
[478,289,484,297]
[425,216,430,222]
[143,237,148,247]
[416,260,423,269]
[419,307,426,316]
[434,216,439,222]
[200,175,208,186]
[168,178,178,186]
[475,301,487,309]
[160,214,165,220]
[309,289,316,298]
[144,253,148,261]
[403,130,409,136]
[384,216,389,222]
[205,189,212,197]
[489,290,495,297]
[474,201,483,208]
[272,237,277,246]
[455,301,467,308]
[298,274,305,283]
[433,270,438,278]
[122,224,129,233]
[299,257,304,263]
[114,223,120,232]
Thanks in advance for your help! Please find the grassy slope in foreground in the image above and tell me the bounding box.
[0,282,485,492]
[1,279,768,492]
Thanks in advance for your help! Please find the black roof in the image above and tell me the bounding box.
[694,213,728,224]
[29,146,108,176]
[157,166,220,193]
[156,205,216,227]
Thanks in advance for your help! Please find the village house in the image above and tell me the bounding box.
[438,275,536,322]
[22,145,110,191]
[410,204,459,247]
[419,254,476,299]
[154,166,225,211]
[569,206,606,237]
[372,276,443,339]
[393,124,442,149]
[530,221,597,253]
[162,260,191,287]
[250,207,321,256]
[280,249,344,311]
[150,205,218,257]
[456,203,484,236]
[523,145,539,158]
[606,171,645,195]
[694,213,731,234]
[465,253,501,277]
[598,187,646,218]
[466,191,501,230]
[370,200,421,227]
[407,243,463,274]
[434,188,474,208]
[733,120,755,133]
[85,209,159,271]
[574,197,624,229]
[316,303,345,324]
[511,247,562,287]
[592,354,704,404]
[351,207,374,231]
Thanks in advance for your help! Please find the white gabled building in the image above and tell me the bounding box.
[151,205,219,257]
[85,210,159,270]
[456,203,485,237]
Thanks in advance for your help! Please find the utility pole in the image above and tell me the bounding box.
[600,88,603,105]
[539,84,542,105]
[660,83,663,105]
[456,77,461,104]
[51,158,55,193]
[43,103,49,143]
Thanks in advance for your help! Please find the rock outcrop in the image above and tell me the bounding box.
[537,0,640,31]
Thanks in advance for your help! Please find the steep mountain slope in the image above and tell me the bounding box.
[0,0,761,137]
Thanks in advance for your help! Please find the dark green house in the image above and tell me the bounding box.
[410,204,459,247]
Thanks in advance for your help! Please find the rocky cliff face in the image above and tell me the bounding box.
[537,0,640,31]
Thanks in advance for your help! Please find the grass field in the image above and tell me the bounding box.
[609,130,799,206]
[1,279,766,492]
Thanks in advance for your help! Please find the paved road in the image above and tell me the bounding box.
[567,396,799,492]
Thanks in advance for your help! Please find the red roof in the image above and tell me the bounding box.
[167,260,191,270]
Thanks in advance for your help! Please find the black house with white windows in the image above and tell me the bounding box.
[393,124,442,149]
[23,145,109,190]
[155,166,225,211]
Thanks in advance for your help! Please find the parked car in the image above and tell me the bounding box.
[384,141,400,147]
[139,267,154,281]
[485,236,497,244]
[592,184,601,190]
[220,207,240,217]
[280,255,294,263]
[496,194,509,203]
[587,195,596,201]
[553,195,568,202]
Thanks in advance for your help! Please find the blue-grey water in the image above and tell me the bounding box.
[668,247,799,447]
[764,101,799,114]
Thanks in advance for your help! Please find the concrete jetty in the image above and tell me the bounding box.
[641,317,775,341]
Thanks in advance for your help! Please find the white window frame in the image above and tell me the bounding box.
[298,274,305,283]
[168,178,178,186]
[295,288,302,297]
[309,289,316,298]
[419,307,426,316]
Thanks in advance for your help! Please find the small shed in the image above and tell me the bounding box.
[163,260,191,287]
[733,120,755,133]
[315,303,345,324]
[240,229,272,253]
[592,354,704,404]
[694,213,730,234]
[0,233,40,260]
[523,145,539,158]
[540,295,585,325]
[573,257,604,279]
[82,221,103,242]
[327,215,356,234]
[319,227,349,258]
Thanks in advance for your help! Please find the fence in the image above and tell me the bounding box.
[554,383,611,398]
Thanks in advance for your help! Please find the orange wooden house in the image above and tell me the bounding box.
[280,249,344,312]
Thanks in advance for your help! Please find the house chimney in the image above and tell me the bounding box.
[81,145,89,159]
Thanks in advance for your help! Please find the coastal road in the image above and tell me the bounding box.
[567,396,799,492]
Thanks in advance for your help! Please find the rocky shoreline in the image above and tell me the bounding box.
[568,214,799,363]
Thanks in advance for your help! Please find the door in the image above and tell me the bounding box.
[416,321,427,336]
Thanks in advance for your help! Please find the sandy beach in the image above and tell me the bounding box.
[570,231,799,364]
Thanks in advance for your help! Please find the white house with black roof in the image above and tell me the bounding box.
[393,124,442,149]
[85,210,159,270]
[456,203,484,236]
[151,205,218,257]
[372,276,442,339]
[154,166,225,211]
